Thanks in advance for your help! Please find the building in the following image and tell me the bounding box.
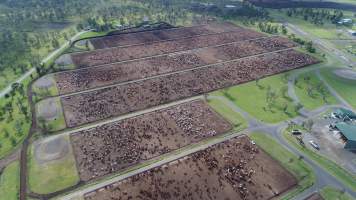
[335,123,356,150]
[334,108,356,121]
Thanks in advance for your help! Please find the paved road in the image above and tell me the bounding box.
[284,23,355,67]
[0,30,90,98]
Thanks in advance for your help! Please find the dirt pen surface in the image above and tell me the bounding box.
[84,135,297,200]
[71,29,265,68]
[61,49,319,127]
[55,36,295,95]
[70,100,231,181]
[90,22,243,49]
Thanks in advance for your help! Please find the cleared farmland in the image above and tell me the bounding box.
[90,22,244,49]
[70,100,231,181]
[71,29,265,68]
[84,135,297,200]
[55,36,296,95]
[61,49,319,128]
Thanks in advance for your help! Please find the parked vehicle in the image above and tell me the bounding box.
[309,140,320,150]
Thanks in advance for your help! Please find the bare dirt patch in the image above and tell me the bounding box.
[34,135,70,165]
[61,49,319,127]
[33,76,54,90]
[55,54,73,67]
[55,36,295,95]
[84,135,297,200]
[333,69,356,80]
[70,100,231,181]
[36,98,61,121]
[71,30,265,68]
[90,22,244,49]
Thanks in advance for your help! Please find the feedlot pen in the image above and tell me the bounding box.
[84,135,297,200]
[33,22,321,199]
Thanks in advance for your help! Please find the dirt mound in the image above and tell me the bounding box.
[34,76,54,89]
[55,54,73,66]
[334,69,356,80]
[34,135,69,164]
[37,98,60,121]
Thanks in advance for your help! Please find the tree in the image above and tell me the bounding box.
[280,85,289,99]
[38,117,51,133]
[4,129,10,138]
[281,25,288,35]
[10,136,16,147]
[305,41,316,53]
[303,119,314,131]
[295,103,303,113]
[14,120,23,137]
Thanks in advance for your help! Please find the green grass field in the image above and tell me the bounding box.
[249,132,315,199]
[207,98,248,131]
[283,130,356,191]
[28,135,79,194]
[0,161,20,200]
[320,68,356,109]
[321,186,355,200]
[294,71,338,110]
[211,73,298,123]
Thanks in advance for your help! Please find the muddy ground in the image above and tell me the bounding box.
[55,36,295,95]
[70,100,231,181]
[61,49,318,127]
[84,135,297,200]
[70,29,265,68]
[90,22,243,49]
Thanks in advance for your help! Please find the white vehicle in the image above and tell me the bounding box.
[330,112,338,119]
[251,140,256,145]
[309,140,320,150]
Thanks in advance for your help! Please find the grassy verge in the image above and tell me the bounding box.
[321,186,355,200]
[211,73,298,123]
[320,68,356,109]
[294,71,338,110]
[283,130,356,191]
[28,135,79,194]
[0,161,20,200]
[249,132,315,200]
[207,97,248,131]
